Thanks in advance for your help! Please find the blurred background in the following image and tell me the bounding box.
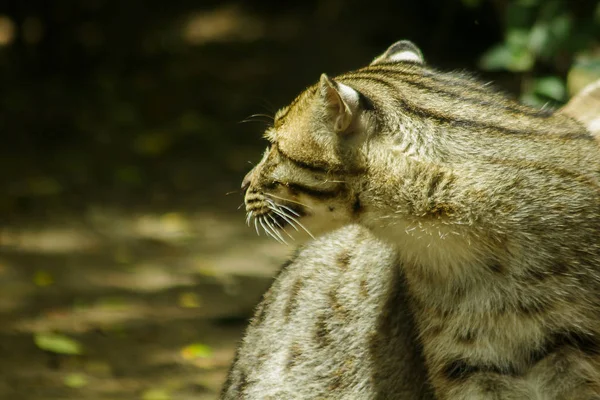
[0,1,598,399]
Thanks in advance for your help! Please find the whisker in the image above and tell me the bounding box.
[268,202,301,221]
[259,217,282,244]
[271,208,300,230]
[240,119,271,125]
[268,214,294,240]
[246,210,253,226]
[238,202,245,210]
[263,225,280,243]
[258,99,277,115]
[239,113,274,125]
[277,203,301,217]
[268,206,299,231]
[248,113,274,121]
[264,217,288,244]
[265,198,301,218]
[264,193,312,209]
[287,215,315,239]
[226,191,239,196]
[254,218,260,236]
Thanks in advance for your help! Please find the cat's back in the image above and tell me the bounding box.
[221,225,432,399]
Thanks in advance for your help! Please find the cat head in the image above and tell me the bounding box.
[240,40,426,242]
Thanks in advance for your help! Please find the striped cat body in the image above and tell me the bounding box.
[221,225,433,399]
[241,41,600,399]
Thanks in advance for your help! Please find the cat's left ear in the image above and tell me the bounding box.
[319,73,360,134]
[371,40,424,65]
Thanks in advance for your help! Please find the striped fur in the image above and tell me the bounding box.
[221,225,434,399]
[241,40,600,399]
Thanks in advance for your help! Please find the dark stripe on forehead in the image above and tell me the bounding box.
[344,74,592,140]
[274,143,365,175]
[357,63,493,96]
[355,67,552,119]
[287,182,346,199]
[273,142,334,174]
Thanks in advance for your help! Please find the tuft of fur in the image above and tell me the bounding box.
[242,40,600,399]
[221,225,433,400]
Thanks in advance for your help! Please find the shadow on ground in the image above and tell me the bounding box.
[0,191,293,400]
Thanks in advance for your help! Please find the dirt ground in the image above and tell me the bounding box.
[0,189,293,400]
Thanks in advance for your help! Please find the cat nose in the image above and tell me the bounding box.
[241,170,253,192]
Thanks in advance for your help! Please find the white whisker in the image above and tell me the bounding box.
[254,218,260,236]
[265,199,301,218]
[268,206,299,231]
[264,217,288,244]
[288,215,315,239]
[259,217,282,244]
[268,214,295,240]
[271,206,301,227]
[264,193,312,209]
[277,203,301,217]
[264,227,281,243]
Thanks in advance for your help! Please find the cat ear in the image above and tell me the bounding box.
[319,73,360,133]
[370,40,424,65]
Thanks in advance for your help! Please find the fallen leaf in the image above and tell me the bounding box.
[34,332,83,355]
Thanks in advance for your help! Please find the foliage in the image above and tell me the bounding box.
[475,0,600,106]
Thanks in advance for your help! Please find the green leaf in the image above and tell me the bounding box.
[64,373,89,388]
[479,45,513,70]
[506,29,530,49]
[479,44,534,72]
[549,14,572,42]
[34,333,84,355]
[533,76,566,101]
[528,22,550,55]
[508,48,535,72]
[520,91,546,108]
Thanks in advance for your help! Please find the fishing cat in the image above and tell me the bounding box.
[239,40,600,399]
[221,225,433,399]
